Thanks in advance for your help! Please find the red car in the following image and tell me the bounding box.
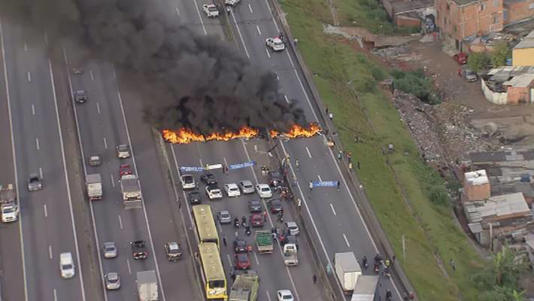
[453,52,468,65]
[250,213,265,227]
[119,164,133,177]
[235,253,251,270]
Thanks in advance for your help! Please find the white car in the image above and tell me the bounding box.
[224,183,241,197]
[277,290,294,301]
[202,4,219,17]
[225,0,240,6]
[255,184,272,199]
[285,221,300,236]
[116,144,130,159]
[180,174,196,190]
[205,185,223,200]
[105,272,121,290]
[60,252,75,279]
[239,180,255,194]
[266,37,285,52]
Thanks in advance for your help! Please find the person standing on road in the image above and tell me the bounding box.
[313,274,317,284]
[309,181,313,191]
[223,236,227,247]
[337,180,341,190]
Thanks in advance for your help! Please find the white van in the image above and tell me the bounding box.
[60,252,75,279]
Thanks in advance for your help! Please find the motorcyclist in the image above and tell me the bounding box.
[295,159,299,169]
[386,290,392,301]
[245,226,251,236]
[374,254,382,264]
[362,256,368,270]
[234,217,240,228]
[241,216,247,227]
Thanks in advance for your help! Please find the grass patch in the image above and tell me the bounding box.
[281,0,485,299]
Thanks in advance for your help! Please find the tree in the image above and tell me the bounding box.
[467,52,491,73]
[491,42,511,67]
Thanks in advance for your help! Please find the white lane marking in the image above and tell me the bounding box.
[31,104,35,115]
[43,31,48,46]
[276,73,279,80]
[43,204,48,217]
[48,245,52,259]
[23,42,27,52]
[284,94,290,104]
[343,233,351,247]
[305,146,312,158]
[317,175,322,181]
[226,254,232,267]
[265,290,272,301]
[330,203,336,216]
[39,167,43,179]
[96,102,101,114]
[199,159,204,167]
[223,157,228,168]
[192,0,208,35]
[230,10,250,58]
[48,57,87,301]
[112,67,116,79]
[1,18,29,300]
[256,25,261,35]
[254,144,258,152]
[248,3,253,13]
[110,174,115,188]
[103,137,108,149]
[53,289,57,301]
[89,69,94,81]
[26,71,31,82]
[126,259,132,274]
[265,48,271,58]
[175,7,180,16]
[253,252,259,265]
[35,138,40,150]
[118,215,123,230]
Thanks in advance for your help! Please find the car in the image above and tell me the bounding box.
[88,155,102,166]
[202,4,219,17]
[27,173,43,191]
[180,174,196,190]
[59,252,75,279]
[268,171,284,188]
[200,173,217,186]
[217,210,232,224]
[205,184,223,200]
[164,241,183,262]
[224,183,241,197]
[188,190,202,204]
[130,240,148,260]
[102,242,118,259]
[119,164,133,177]
[73,89,88,104]
[235,253,251,270]
[268,199,283,214]
[239,180,255,194]
[233,237,251,253]
[72,67,83,75]
[104,272,120,290]
[225,0,240,6]
[277,289,294,301]
[266,37,285,52]
[462,67,478,82]
[285,221,299,236]
[255,184,272,198]
[250,213,265,227]
[248,200,262,213]
[280,234,298,248]
[116,144,130,159]
[453,52,468,65]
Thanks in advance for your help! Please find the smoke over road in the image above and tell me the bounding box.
[0,0,307,132]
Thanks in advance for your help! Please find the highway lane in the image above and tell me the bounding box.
[230,0,404,299]
[1,22,85,301]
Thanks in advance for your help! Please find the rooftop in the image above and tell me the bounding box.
[514,30,534,49]
[504,73,534,87]
[451,0,479,7]
[465,170,489,186]
[465,192,530,223]
[391,0,433,14]
[487,66,534,83]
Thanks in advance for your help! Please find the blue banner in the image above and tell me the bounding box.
[180,166,205,172]
[229,161,256,170]
[312,181,338,188]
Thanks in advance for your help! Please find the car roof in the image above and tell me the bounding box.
[167,241,179,249]
[220,210,230,214]
[107,272,119,279]
[278,289,292,295]
[249,199,260,204]
[241,180,253,185]
[286,221,297,227]
[226,183,238,187]
[104,241,116,247]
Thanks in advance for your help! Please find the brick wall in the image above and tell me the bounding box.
[504,0,534,24]
[506,85,532,104]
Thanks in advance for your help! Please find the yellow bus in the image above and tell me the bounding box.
[192,205,219,246]
[199,242,227,300]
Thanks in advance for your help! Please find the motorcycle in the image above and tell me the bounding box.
[245,226,251,236]
[374,263,380,274]
[362,256,368,270]
[384,267,391,278]
[386,290,392,301]
[241,216,247,228]
[234,218,240,228]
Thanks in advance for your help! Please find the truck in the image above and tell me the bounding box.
[350,275,379,301]
[0,184,18,223]
[282,242,298,266]
[334,252,362,294]
[229,270,259,301]
[120,174,142,209]
[86,173,102,201]
[255,230,273,254]
[137,270,158,301]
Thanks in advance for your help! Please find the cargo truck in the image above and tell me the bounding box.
[255,230,273,254]
[0,184,18,223]
[229,270,259,301]
[334,252,362,294]
[350,275,379,301]
[137,270,158,301]
[120,174,142,209]
[86,173,102,201]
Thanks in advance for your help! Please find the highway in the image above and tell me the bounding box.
[0,21,86,301]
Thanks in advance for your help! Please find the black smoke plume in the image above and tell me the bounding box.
[0,0,307,132]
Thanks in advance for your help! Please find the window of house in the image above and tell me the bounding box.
[480,2,486,10]
[493,0,498,6]
[493,13,499,23]
[503,9,508,20]
[529,3,534,9]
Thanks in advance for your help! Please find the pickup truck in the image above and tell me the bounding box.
[283,242,298,266]
[0,184,18,223]
[86,173,102,201]
[255,230,273,254]
[120,174,142,209]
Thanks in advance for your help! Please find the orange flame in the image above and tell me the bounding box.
[162,127,259,144]
[270,123,321,139]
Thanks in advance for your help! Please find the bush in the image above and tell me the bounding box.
[468,52,491,73]
[391,69,440,104]
[490,42,511,67]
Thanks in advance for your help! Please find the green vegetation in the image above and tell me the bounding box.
[490,42,512,67]
[468,52,492,73]
[391,69,440,104]
[468,42,512,72]
[280,0,485,299]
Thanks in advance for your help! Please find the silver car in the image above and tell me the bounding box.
[27,173,43,191]
[104,272,120,290]
[239,180,255,194]
[103,242,117,259]
[217,210,232,224]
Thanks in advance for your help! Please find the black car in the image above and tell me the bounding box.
[248,200,262,213]
[188,191,202,204]
[268,199,283,213]
[268,171,284,187]
[200,173,217,186]
[73,89,88,104]
[233,237,250,253]
[130,240,148,260]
